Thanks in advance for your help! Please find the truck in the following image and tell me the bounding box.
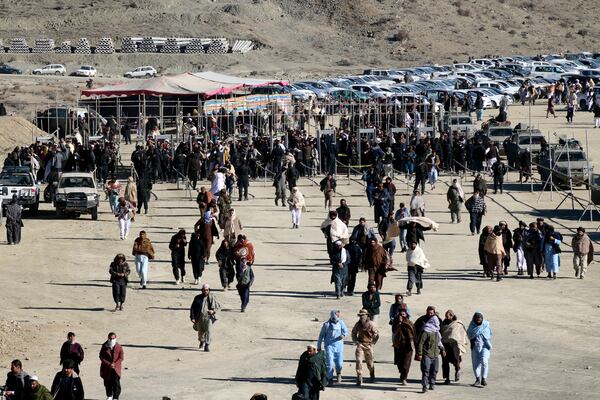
[538,148,590,188]
[53,172,100,220]
[0,166,40,212]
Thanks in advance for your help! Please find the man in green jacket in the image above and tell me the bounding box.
[27,376,52,400]
[415,306,446,393]
[295,345,328,400]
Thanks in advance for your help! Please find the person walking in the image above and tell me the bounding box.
[406,241,429,295]
[123,176,137,210]
[446,179,464,223]
[499,221,513,274]
[395,203,410,251]
[351,309,379,386]
[190,283,221,352]
[364,238,388,290]
[524,222,544,279]
[4,359,30,400]
[336,199,351,226]
[223,208,243,242]
[361,282,381,322]
[273,168,287,207]
[115,197,134,240]
[109,254,130,312]
[465,190,486,235]
[216,239,235,290]
[484,226,506,281]
[132,231,154,289]
[572,227,593,279]
[288,187,306,229]
[5,195,23,244]
[512,221,528,276]
[236,162,250,201]
[319,173,337,210]
[409,190,425,217]
[59,333,84,375]
[99,332,124,400]
[235,256,254,312]
[392,309,415,386]
[169,229,188,284]
[546,95,557,118]
[467,312,492,387]
[28,376,52,400]
[294,345,328,400]
[440,310,468,385]
[491,159,507,194]
[194,211,219,263]
[329,241,349,299]
[415,307,446,393]
[317,310,348,385]
[188,232,206,285]
[544,225,562,279]
[50,360,84,400]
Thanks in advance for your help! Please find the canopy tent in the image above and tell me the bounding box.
[80,71,288,98]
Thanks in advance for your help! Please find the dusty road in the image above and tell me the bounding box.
[1,103,600,400]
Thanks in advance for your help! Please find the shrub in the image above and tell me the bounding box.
[457,8,471,17]
[392,29,410,43]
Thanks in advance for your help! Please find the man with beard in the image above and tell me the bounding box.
[4,360,30,400]
[190,283,221,352]
[364,238,388,290]
[351,308,379,386]
[335,199,351,226]
[524,222,544,279]
[50,360,84,400]
[5,195,23,245]
[317,310,348,385]
[294,345,328,399]
[59,332,84,374]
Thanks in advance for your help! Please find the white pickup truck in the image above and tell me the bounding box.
[0,166,40,212]
[53,172,100,220]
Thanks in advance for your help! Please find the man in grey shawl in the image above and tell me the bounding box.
[190,283,221,352]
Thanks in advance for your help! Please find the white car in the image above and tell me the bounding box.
[74,65,97,77]
[469,59,495,69]
[32,64,66,76]
[124,66,157,78]
[350,84,394,99]
[529,65,566,81]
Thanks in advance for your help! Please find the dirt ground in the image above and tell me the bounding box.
[1,102,600,400]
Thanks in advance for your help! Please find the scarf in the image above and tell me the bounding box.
[203,210,212,224]
[452,181,465,200]
[467,313,492,341]
[423,315,442,347]
[440,319,468,354]
[406,244,429,269]
[291,188,306,209]
[329,310,339,324]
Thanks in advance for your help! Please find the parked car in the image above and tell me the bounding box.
[33,64,66,76]
[0,166,40,212]
[124,66,157,78]
[53,172,100,220]
[74,65,97,77]
[0,64,22,74]
[538,148,590,188]
[529,65,566,81]
[513,130,547,155]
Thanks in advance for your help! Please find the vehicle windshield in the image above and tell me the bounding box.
[0,173,33,186]
[519,136,544,145]
[556,152,586,162]
[489,128,512,136]
[449,117,472,124]
[59,177,95,188]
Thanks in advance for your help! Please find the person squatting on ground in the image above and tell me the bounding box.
[317,310,348,385]
[467,312,493,387]
[190,283,221,352]
[109,254,130,312]
[132,231,154,289]
[99,332,124,400]
[351,308,379,386]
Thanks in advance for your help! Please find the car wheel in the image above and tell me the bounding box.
[491,101,498,108]
[56,208,64,217]
[125,74,131,78]
[33,71,39,75]
[30,199,39,213]
[145,73,151,77]
[91,206,98,220]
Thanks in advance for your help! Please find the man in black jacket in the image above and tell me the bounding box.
[236,162,250,201]
[50,359,84,400]
[4,360,30,400]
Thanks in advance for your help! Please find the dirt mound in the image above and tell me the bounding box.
[0,115,47,158]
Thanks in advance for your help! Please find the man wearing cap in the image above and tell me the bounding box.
[59,332,84,374]
[294,345,328,399]
[190,283,221,352]
[572,227,593,279]
[50,359,84,400]
[27,376,52,400]
[317,310,348,385]
[512,221,528,276]
[351,309,379,386]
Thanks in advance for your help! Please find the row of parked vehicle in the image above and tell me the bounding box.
[251,51,600,109]
[0,63,158,78]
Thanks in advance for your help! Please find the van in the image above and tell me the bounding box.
[529,65,565,81]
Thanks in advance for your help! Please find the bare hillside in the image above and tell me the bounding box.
[0,0,596,78]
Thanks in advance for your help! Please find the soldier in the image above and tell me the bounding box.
[351,309,379,386]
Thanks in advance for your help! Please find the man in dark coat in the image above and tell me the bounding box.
[50,359,84,400]
[4,359,30,400]
[169,229,188,284]
[59,332,84,374]
[5,194,23,245]
[99,332,124,400]
[295,345,328,400]
[236,162,250,201]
